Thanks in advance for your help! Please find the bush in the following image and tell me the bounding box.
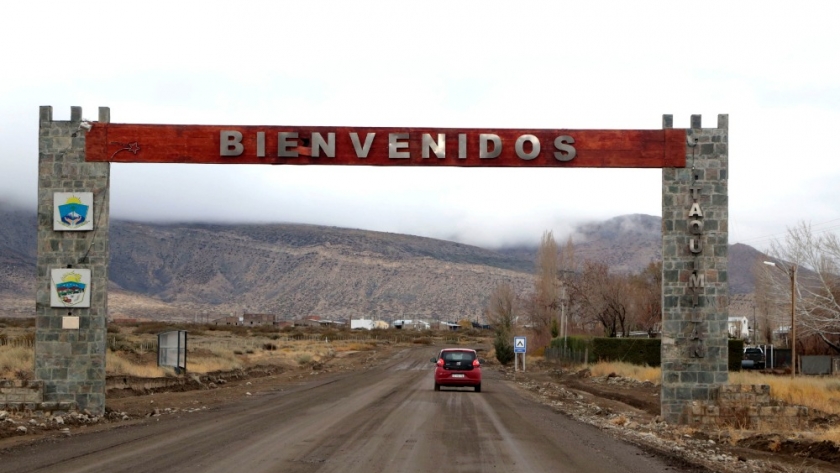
[592,338,661,366]
[575,337,746,370]
[494,332,515,365]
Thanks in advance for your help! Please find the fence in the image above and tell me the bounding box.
[0,337,34,348]
[800,356,840,376]
[544,347,589,365]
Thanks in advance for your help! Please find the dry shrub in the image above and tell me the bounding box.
[0,346,33,376]
[184,346,242,373]
[812,426,840,445]
[609,415,628,426]
[589,361,660,383]
[189,357,242,373]
[296,354,312,365]
[412,337,432,345]
[730,372,840,416]
[14,368,33,383]
[726,426,745,446]
[334,342,375,352]
[106,352,168,377]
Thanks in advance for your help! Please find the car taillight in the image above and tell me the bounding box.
[473,359,480,367]
[437,358,444,367]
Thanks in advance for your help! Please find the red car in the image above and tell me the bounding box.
[431,348,482,392]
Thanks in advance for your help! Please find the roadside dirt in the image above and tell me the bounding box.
[508,359,840,473]
[2,345,839,473]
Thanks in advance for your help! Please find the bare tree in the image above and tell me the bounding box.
[570,261,631,337]
[487,282,517,364]
[557,236,578,337]
[531,231,560,341]
[628,261,662,335]
[487,282,517,332]
[763,222,840,354]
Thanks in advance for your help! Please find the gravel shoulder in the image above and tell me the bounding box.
[508,359,840,473]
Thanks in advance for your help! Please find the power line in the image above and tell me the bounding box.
[737,218,840,245]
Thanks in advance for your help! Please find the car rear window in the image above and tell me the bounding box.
[442,351,476,362]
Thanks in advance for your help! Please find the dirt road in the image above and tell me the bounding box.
[0,347,702,473]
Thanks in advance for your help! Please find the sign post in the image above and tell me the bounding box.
[514,336,526,372]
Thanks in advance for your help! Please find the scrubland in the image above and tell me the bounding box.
[591,360,840,444]
[0,319,480,380]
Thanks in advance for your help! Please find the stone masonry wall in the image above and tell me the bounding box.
[685,384,809,430]
[661,114,729,423]
[35,106,110,414]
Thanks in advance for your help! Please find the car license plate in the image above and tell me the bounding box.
[452,374,465,378]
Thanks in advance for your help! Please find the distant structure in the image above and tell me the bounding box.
[213,316,242,326]
[727,316,750,339]
[393,319,430,330]
[243,313,275,326]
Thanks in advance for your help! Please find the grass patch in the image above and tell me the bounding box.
[730,371,840,416]
[106,352,168,377]
[812,425,840,445]
[0,346,33,378]
[589,361,660,383]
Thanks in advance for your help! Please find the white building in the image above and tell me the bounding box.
[351,319,375,330]
[727,316,750,339]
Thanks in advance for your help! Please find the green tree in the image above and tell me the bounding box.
[494,330,515,365]
[487,282,517,364]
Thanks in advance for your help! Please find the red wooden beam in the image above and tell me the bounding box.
[85,124,687,168]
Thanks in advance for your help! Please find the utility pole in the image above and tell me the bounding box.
[764,261,797,378]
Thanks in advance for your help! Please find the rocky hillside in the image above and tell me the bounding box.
[0,207,766,321]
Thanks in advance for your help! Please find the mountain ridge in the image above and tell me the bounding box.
[0,207,765,321]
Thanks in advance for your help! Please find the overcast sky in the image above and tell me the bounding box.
[2,1,839,250]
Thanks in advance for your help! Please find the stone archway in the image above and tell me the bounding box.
[35,106,727,420]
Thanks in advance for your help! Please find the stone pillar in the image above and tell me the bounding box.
[661,114,729,423]
[35,106,110,414]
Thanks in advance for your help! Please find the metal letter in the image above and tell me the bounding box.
[389,133,410,159]
[459,134,467,159]
[689,271,705,288]
[422,133,445,159]
[220,131,243,157]
[690,185,702,200]
[689,219,704,235]
[312,133,335,158]
[688,203,703,218]
[553,135,576,162]
[689,238,703,254]
[350,133,375,158]
[515,134,540,160]
[479,134,501,159]
[278,132,298,158]
[256,132,265,158]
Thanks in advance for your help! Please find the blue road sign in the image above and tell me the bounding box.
[514,336,526,354]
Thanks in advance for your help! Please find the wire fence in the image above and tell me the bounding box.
[7,331,457,353]
[544,347,589,365]
[0,338,34,348]
[105,334,424,354]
